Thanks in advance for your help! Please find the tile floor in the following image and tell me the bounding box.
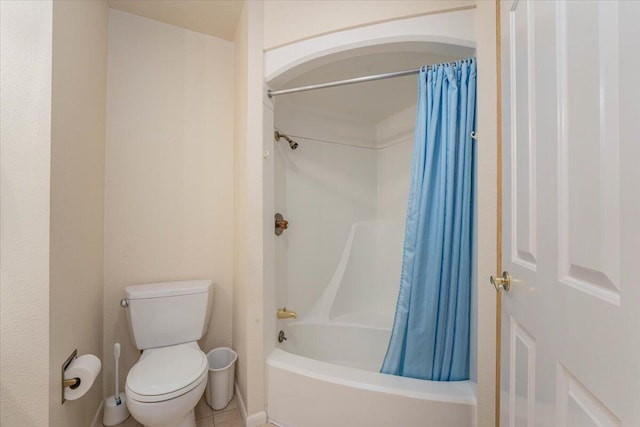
[108,395,274,427]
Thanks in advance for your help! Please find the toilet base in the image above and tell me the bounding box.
[142,409,195,427]
[126,353,207,427]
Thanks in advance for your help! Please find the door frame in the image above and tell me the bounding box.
[495,0,505,426]
[473,1,503,426]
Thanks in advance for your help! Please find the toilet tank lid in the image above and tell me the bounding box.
[125,280,212,300]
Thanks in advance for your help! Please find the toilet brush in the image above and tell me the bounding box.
[103,343,130,426]
[114,343,122,405]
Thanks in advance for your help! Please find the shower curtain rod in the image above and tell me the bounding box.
[267,60,465,98]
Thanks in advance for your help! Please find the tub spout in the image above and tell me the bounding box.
[277,308,297,319]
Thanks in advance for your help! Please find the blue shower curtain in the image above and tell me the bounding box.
[381,59,476,381]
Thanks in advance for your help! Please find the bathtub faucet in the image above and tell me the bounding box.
[277,307,297,319]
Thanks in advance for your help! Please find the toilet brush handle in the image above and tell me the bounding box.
[114,343,121,404]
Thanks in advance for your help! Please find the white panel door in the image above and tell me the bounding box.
[500,1,640,426]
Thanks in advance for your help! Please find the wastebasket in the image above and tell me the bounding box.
[205,347,237,410]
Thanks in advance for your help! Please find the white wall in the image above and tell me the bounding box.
[263,0,476,50]
[0,2,52,425]
[103,9,234,396]
[49,1,108,426]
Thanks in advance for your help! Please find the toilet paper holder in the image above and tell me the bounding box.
[61,349,81,404]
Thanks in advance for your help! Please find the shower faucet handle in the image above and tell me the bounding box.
[275,213,289,236]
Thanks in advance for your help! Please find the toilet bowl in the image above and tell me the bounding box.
[125,342,208,427]
[121,280,214,427]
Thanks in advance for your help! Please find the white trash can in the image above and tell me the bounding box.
[205,347,237,410]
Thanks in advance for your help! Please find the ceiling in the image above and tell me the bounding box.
[274,47,475,124]
[108,0,244,41]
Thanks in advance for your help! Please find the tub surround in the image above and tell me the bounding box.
[273,102,415,319]
[268,219,476,426]
[270,221,476,426]
[303,222,403,330]
[268,12,479,425]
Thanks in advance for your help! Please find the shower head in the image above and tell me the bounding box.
[274,130,299,150]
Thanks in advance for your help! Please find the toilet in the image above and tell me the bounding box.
[122,280,214,427]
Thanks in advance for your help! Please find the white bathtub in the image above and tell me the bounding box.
[267,222,476,427]
[267,325,476,427]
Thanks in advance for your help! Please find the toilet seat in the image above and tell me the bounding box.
[126,343,208,403]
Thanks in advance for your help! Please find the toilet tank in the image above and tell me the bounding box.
[124,280,213,350]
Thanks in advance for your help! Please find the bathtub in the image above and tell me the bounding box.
[268,222,476,426]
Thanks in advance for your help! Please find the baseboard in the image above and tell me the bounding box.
[235,382,248,424]
[246,411,267,427]
[266,417,288,427]
[90,399,104,427]
[234,382,267,427]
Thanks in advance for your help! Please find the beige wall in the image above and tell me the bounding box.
[263,0,475,50]
[49,1,109,425]
[232,0,267,421]
[103,9,234,396]
[0,1,53,426]
[233,0,249,410]
[475,1,498,426]
[233,1,250,408]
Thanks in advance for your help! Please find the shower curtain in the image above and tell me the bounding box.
[381,59,476,381]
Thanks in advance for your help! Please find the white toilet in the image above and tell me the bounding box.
[123,280,213,427]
